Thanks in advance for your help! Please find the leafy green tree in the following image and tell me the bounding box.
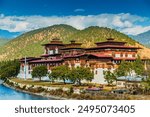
[142,73,150,94]
[0,60,20,80]
[32,65,48,81]
[49,72,56,83]
[104,70,116,86]
[115,60,133,77]
[133,56,144,76]
[49,65,70,84]
[114,61,134,87]
[69,67,94,85]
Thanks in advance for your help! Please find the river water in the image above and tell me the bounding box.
[0,84,48,100]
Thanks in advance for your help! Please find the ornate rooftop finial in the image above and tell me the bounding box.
[50,37,63,44]
[70,40,76,44]
[52,37,60,41]
[107,38,115,41]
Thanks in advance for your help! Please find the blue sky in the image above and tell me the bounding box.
[1,0,150,16]
[0,0,150,38]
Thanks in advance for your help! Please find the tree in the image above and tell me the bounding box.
[49,65,70,84]
[115,60,133,77]
[32,65,48,81]
[132,56,144,76]
[142,74,150,94]
[0,60,20,81]
[69,67,94,85]
[104,70,116,86]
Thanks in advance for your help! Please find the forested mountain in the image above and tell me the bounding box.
[0,24,149,61]
[0,38,9,46]
[132,30,150,47]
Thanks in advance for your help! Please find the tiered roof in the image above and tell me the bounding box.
[20,38,142,64]
[86,38,141,50]
[61,40,83,50]
[42,38,64,46]
[95,38,126,46]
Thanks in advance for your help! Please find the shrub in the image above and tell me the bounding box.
[37,87,45,92]
[67,87,74,96]
[22,85,26,90]
[71,93,80,99]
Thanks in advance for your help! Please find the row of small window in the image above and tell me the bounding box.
[47,48,58,54]
[115,53,136,58]
[31,63,62,67]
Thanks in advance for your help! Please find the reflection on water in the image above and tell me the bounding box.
[0,85,48,100]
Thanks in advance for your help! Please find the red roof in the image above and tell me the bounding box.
[40,54,61,57]
[63,54,85,58]
[40,54,49,57]
[61,47,84,50]
[29,58,63,63]
[95,41,126,45]
[20,57,41,62]
[85,45,142,50]
[88,53,113,58]
[63,53,113,59]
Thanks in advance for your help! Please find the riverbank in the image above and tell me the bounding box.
[4,78,150,100]
[0,80,4,84]
[3,79,130,100]
[3,82,68,100]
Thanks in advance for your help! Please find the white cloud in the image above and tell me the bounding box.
[0,13,150,35]
[74,9,85,12]
[122,26,150,35]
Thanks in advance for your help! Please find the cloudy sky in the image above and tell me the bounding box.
[0,0,150,38]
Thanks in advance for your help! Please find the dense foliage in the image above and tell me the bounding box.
[104,70,116,86]
[132,56,144,75]
[115,57,144,77]
[115,60,133,77]
[69,67,94,85]
[49,66,94,85]
[49,65,70,84]
[31,65,48,81]
[0,60,20,80]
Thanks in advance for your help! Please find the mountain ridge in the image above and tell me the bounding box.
[131,30,150,47]
[0,38,9,47]
[0,24,149,61]
[0,29,20,39]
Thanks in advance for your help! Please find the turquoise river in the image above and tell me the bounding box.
[0,84,48,100]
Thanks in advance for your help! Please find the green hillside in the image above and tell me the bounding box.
[0,24,138,61]
[70,26,136,47]
[0,38,9,46]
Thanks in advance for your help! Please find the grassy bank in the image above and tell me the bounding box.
[11,78,113,91]
[3,78,134,100]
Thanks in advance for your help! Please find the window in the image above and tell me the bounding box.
[49,50,53,55]
[95,70,98,75]
[76,58,80,62]
[102,64,105,69]
[120,53,123,57]
[55,48,58,54]
[128,54,132,58]
[132,54,136,57]
[115,54,120,58]
[86,60,89,63]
